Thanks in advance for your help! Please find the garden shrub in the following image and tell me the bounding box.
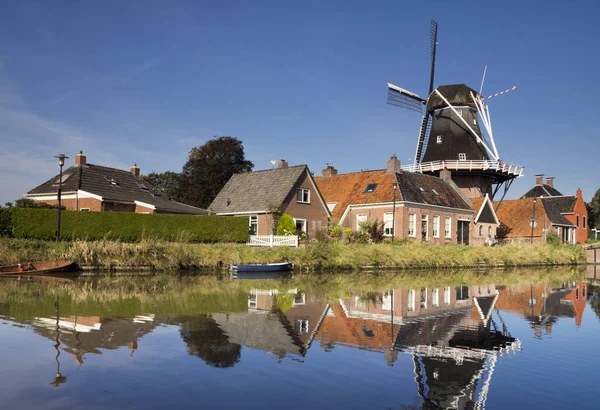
[0,208,12,237]
[276,213,296,236]
[546,231,561,246]
[11,208,248,243]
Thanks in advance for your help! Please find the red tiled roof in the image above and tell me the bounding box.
[494,198,548,238]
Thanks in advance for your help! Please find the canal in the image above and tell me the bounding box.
[0,267,598,409]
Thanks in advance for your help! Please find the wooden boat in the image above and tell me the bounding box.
[229,262,292,273]
[0,260,79,277]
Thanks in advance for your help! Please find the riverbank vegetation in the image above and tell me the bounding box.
[0,237,586,271]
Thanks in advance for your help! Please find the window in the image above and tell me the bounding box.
[445,217,451,238]
[53,173,71,184]
[248,293,257,309]
[458,153,466,161]
[479,225,483,236]
[383,212,394,236]
[433,216,440,238]
[583,286,586,298]
[473,118,477,125]
[421,215,428,241]
[294,292,306,305]
[364,184,378,193]
[356,214,367,231]
[457,110,463,117]
[408,214,416,237]
[456,286,469,301]
[249,215,258,235]
[444,287,451,305]
[407,290,415,312]
[295,319,309,334]
[436,135,443,144]
[420,288,427,309]
[583,216,587,229]
[382,292,392,310]
[294,218,307,233]
[576,215,580,227]
[432,288,439,307]
[432,189,439,195]
[488,226,492,238]
[296,188,310,203]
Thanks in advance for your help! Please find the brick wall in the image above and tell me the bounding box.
[37,197,103,212]
[281,171,330,238]
[564,190,588,244]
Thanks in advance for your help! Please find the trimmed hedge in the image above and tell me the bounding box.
[11,208,248,243]
[0,208,12,237]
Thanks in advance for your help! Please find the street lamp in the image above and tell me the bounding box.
[530,198,537,244]
[54,154,69,242]
[392,183,397,244]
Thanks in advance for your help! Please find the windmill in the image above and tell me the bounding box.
[387,21,523,202]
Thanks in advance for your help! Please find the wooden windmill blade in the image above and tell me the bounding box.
[387,83,424,112]
[415,20,438,164]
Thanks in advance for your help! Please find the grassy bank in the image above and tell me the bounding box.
[0,237,587,271]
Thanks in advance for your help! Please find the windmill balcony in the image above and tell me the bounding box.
[401,160,524,177]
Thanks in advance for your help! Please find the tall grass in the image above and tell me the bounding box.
[0,237,587,272]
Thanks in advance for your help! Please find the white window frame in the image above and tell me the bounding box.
[407,289,415,312]
[436,135,443,144]
[433,216,440,238]
[383,212,394,237]
[432,288,439,308]
[421,214,429,241]
[444,287,451,305]
[296,188,310,204]
[420,288,427,309]
[445,217,452,239]
[408,213,416,237]
[249,215,258,235]
[488,225,492,238]
[382,291,392,311]
[576,215,580,227]
[583,216,587,229]
[479,225,483,237]
[295,319,309,334]
[458,153,466,161]
[293,218,307,233]
[356,214,367,231]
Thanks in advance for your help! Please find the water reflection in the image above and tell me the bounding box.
[0,273,596,409]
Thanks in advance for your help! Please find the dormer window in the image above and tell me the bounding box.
[419,187,425,192]
[53,174,71,185]
[432,189,439,195]
[364,184,378,193]
[109,178,119,186]
[138,183,149,190]
[458,153,466,161]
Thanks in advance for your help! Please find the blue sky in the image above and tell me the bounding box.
[1,0,599,204]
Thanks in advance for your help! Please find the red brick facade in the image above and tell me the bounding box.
[563,189,588,244]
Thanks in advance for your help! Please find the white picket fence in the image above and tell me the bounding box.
[247,235,299,247]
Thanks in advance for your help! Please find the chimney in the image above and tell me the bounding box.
[75,150,86,166]
[321,163,338,177]
[278,159,288,169]
[130,163,140,177]
[386,155,401,175]
[439,168,452,183]
[546,177,554,188]
[535,174,544,185]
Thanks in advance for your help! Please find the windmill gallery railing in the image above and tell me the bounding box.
[247,235,299,247]
[401,160,524,177]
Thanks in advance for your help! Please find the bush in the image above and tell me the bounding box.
[0,208,12,237]
[358,219,384,244]
[11,208,248,243]
[276,214,296,236]
[546,231,561,246]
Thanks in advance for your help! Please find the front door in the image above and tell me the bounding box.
[421,215,428,241]
[457,221,470,245]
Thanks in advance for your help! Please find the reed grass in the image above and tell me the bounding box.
[0,237,587,272]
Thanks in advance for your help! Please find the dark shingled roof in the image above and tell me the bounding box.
[395,171,472,210]
[27,163,209,215]
[521,184,562,198]
[541,196,577,227]
[209,165,307,213]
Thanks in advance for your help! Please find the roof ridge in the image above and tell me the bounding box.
[314,169,387,178]
[250,165,307,173]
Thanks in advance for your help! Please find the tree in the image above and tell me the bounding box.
[588,188,600,229]
[276,214,296,236]
[142,171,181,200]
[179,136,254,209]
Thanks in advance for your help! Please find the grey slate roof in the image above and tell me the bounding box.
[541,196,577,227]
[521,184,562,198]
[209,165,307,213]
[395,171,472,210]
[27,163,208,215]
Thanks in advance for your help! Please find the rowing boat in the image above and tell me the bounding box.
[229,262,292,272]
[0,260,79,277]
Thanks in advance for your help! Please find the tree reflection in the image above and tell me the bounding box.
[179,314,241,368]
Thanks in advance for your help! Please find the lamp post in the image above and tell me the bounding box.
[530,198,537,244]
[392,183,397,244]
[54,154,69,242]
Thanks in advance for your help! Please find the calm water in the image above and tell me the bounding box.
[0,267,599,410]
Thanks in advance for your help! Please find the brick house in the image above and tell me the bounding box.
[25,152,207,215]
[520,175,588,244]
[25,151,208,215]
[315,156,498,245]
[209,160,331,238]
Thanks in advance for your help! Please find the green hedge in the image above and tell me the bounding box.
[0,208,12,237]
[11,208,248,243]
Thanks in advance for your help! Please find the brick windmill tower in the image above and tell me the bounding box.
[386,21,523,201]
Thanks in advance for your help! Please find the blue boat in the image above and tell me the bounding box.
[229,262,292,272]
